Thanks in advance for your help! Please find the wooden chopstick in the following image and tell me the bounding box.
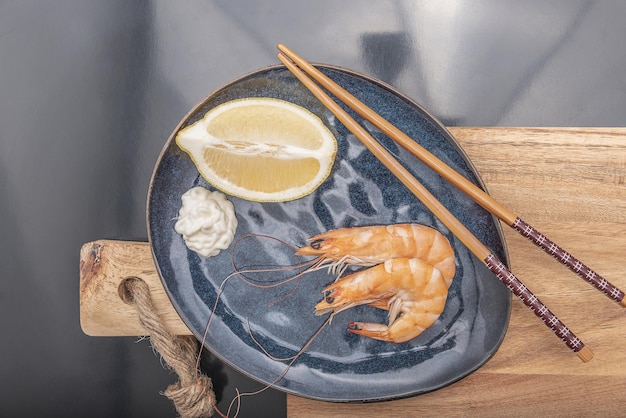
[277,43,626,309]
[277,48,594,362]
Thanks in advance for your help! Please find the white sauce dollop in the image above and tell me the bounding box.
[174,187,238,257]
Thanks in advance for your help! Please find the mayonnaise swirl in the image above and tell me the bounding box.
[174,187,237,257]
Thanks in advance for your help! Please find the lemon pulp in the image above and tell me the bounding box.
[176,97,337,202]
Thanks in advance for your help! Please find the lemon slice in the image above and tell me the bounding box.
[176,97,337,202]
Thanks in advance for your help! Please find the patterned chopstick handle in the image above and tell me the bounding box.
[485,253,585,353]
[512,218,625,304]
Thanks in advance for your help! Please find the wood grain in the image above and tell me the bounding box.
[78,127,626,416]
[79,240,190,336]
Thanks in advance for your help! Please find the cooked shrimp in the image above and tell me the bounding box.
[297,224,456,285]
[314,257,449,343]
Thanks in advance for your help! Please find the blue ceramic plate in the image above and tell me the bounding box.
[147,65,511,402]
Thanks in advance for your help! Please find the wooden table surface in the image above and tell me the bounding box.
[80,127,626,417]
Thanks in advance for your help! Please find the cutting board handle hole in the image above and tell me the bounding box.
[118,276,143,305]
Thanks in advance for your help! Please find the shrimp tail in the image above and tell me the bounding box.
[348,321,395,342]
[347,307,443,344]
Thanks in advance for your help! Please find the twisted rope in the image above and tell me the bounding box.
[121,277,215,418]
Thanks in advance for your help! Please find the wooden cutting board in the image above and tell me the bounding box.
[79,127,626,417]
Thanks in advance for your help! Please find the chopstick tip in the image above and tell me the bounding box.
[577,346,594,363]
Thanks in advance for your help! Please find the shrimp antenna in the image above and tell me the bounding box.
[212,314,335,418]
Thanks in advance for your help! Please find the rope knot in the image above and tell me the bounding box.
[164,375,216,418]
